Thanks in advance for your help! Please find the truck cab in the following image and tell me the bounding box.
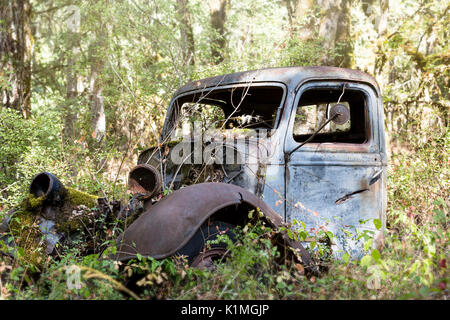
[133,66,387,259]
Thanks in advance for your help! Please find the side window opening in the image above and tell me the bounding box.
[293,87,368,144]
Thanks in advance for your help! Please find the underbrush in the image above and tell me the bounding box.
[302,129,449,299]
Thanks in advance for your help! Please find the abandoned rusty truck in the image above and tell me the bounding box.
[113,66,387,268]
[1,66,387,272]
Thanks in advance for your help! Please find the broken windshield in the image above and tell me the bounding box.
[163,85,285,142]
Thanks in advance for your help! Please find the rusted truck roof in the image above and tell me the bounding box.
[173,66,380,97]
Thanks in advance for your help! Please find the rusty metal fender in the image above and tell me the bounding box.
[112,182,311,268]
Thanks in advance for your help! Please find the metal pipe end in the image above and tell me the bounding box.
[128,164,162,200]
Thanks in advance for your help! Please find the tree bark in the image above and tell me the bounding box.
[64,5,81,141]
[284,0,294,35]
[88,36,106,144]
[87,2,108,146]
[361,0,388,37]
[362,0,390,74]
[209,0,227,63]
[292,0,315,41]
[0,0,33,118]
[318,0,352,67]
[177,0,195,67]
[290,0,353,68]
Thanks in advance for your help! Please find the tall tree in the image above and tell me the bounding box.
[321,0,352,67]
[286,0,315,40]
[209,0,228,63]
[88,34,106,144]
[64,5,81,141]
[177,0,195,68]
[87,3,107,145]
[361,0,389,74]
[288,0,353,67]
[361,0,389,37]
[0,0,33,118]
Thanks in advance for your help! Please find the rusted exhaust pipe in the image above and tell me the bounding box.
[29,172,66,203]
[128,164,162,200]
[28,172,68,220]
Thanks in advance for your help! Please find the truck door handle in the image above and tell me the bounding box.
[369,169,383,186]
[335,169,383,205]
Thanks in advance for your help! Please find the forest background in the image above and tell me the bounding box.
[0,0,448,299]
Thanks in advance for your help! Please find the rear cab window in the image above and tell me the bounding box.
[293,87,368,144]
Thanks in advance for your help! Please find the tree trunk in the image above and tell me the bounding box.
[64,5,81,141]
[318,0,352,67]
[375,0,389,75]
[0,0,33,118]
[87,2,107,146]
[292,0,315,41]
[89,37,106,144]
[362,0,390,75]
[290,0,353,68]
[378,0,389,37]
[361,0,388,37]
[284,0,294,35]
[177,0,195,68]
[209,0,227,63]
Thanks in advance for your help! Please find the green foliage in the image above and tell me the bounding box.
[280,37,334,67]
[0,108,34,188]
[119,219,312,300]
[305,129,449,299]
[0,107,68,209]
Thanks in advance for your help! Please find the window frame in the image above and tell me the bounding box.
[284,81,376,154]
[293,100,354,142]
[161,82,287,142]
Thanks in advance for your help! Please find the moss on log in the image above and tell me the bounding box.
[5,188,100,268]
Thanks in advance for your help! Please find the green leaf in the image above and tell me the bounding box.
[17,247,24,257]
[299,220,306,230]
[373,219,382,230]
[299,230,307,241]
[287,229,293,239]
[433,197,444,206]
[419,286,429,298]
[326,231,334,240]
[360,254,373,268]
[342,253,350,265]
[364,238,373,252]
[408,261,418,275]
[371,249,381,263]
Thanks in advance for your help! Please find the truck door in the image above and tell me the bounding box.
[284,81,385,258]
